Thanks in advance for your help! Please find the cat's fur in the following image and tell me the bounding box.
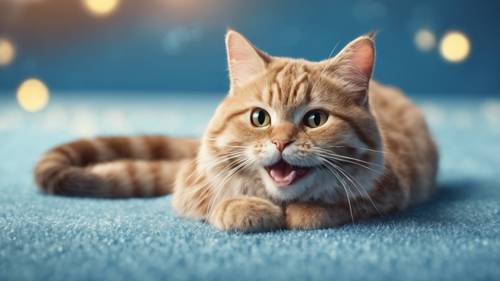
[34,30,438,232]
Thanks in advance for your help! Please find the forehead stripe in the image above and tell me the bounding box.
[289,73,309,104]
[265,85,273,105]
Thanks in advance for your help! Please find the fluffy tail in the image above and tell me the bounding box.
[34,135,199,198]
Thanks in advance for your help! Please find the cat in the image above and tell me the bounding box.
[34,30,438,232]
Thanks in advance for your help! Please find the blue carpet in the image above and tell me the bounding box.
[1,93,499,281]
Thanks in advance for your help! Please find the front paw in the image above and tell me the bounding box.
[286,202,337,230]
[210,196,285,232]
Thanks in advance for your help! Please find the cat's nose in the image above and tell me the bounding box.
[272,140,293,152]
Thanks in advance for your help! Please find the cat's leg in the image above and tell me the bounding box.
[285,199,385,230]
[286,201,341,229]
[286,170,408,230]
[173,160,285,231]
[209,196,285,232]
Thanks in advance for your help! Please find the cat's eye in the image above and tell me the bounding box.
[303,110,328,128]
[250,108,271,127]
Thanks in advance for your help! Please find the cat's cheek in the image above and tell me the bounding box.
[214,135,230,149]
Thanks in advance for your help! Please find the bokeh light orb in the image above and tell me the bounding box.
[414,29,436,52]
[82,0,120,17]
[0,38,16,66]
[17,78,50,112]
[439,31,471,63]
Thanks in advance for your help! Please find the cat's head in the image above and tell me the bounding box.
[200,30,383,202]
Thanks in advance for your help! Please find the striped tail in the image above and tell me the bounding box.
[34,135,199,198]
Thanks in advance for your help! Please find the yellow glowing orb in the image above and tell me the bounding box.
[439,31,471,63]
[82,0,120,16]
[17,78,50,112]
[414,29,436,52]
[0,38,16,66]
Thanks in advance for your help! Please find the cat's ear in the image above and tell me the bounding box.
[225,29,270,89]
[321,33,375,98]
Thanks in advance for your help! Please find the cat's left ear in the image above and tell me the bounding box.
[321,33,375,103]
[225,29,271,90]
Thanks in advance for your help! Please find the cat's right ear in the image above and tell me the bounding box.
[321,33,375,94]
[225,29,270,90]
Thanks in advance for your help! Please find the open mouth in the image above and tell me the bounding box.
[265,159,311,188]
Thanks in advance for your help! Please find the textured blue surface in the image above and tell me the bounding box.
[0,94,499,281]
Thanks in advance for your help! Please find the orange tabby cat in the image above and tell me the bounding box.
[35,30,438,232]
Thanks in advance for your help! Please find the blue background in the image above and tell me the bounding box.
[1,0,499,95]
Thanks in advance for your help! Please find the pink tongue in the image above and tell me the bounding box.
[269,161,297,187]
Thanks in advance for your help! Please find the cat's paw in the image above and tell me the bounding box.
[286,202,337,230]
[210,196,285,232]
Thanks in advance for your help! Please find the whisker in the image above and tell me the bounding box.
[314,150,383,174]
[324,155,378,172]
[208,158,254,212]
[314,147,383,165]
[329,161,382,216]
[321,143,412,157]
[323,144,388,154]
[319,158,354,222]
[206,161,244,213]
[206,158,255,214]
[185,152,245,184]
[319,154,381,216]
[327,155,382,174]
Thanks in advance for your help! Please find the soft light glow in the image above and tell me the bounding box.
[414,29,436,52]
[439,31,471,63]
[82,0,120,16]
[0,38,16,66]
[17,78,50,112]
